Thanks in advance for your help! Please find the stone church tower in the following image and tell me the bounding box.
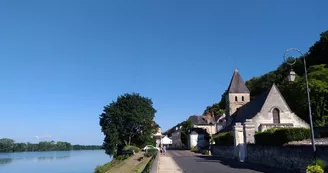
[225,69,250,120]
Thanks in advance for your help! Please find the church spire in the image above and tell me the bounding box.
[227,69,250,93]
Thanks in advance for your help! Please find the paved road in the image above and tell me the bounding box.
[167,150,298,173]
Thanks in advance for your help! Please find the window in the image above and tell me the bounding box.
[273,108,280,124]
[242,96,244,101]
[235,96,238,101]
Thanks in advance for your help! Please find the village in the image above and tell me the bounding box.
[152,63,328,173]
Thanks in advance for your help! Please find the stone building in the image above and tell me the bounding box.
[217,69,309,161]
[219,69,309,134]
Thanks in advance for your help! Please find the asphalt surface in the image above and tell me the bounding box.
[167,150,299,173]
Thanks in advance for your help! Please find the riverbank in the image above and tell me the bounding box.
[94,152,152,173]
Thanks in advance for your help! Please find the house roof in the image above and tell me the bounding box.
[188,115,215,125]
[190,128,209,135]
[221,85,271,132]
[227,69,250,93]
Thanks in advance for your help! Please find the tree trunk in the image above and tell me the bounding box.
[128,136,131,146]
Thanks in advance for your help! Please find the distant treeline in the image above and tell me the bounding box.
[0,138,102,152]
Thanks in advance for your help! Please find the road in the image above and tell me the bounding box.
[167,150,298,173]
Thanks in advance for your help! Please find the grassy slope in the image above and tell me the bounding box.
[100,152,151,173]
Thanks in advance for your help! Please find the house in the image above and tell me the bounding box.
[171,126,183,148]
[219,69,309,136]
[188,114,217,135]
[161,135,172,148]
[189,128,210,149]
[186,114,216,149]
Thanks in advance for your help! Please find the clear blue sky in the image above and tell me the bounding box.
[0,0,327,145]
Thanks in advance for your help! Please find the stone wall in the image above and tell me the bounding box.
[246,144,328,171]
[211,146,234,159]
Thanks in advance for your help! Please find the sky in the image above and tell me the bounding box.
[0,0,327,145]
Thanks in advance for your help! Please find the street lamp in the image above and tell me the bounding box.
[283,48,316,158]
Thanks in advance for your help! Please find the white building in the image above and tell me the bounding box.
[161,135,172,148]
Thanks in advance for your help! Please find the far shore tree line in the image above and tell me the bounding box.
[204,30,328,127]
[0,138,102,152]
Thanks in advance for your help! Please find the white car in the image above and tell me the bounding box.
[142,145,160,151]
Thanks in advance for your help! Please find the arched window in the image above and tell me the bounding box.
[242,96,244,101]
[235,96,238,101]
[273,108,280,124]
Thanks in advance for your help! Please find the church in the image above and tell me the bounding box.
[217,69,309,134]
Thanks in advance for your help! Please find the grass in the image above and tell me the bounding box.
[132,156,152,173]
[94,152,154,173]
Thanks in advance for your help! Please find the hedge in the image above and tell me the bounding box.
[213,131,233,146]
[122,145,141,153]
[255,127,310,145]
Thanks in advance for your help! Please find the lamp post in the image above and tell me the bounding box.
[283,48,316,158]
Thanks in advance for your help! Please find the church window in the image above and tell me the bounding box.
[242,96,244,101]
[273,108,280,124]
[235,96,238,101]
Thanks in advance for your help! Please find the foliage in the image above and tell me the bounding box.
[190,146,199,152]
[203,102,225,116]
[180,120,193,147]
[213,132,234,146]
[255,128,310,145]
[115,154,130,160]
[122,145,141,153]
[202,150,209,155]
[0,138,15,152]
[142,151,157,173]
[94,160,121,173]
[94,162,113,173]
[313,159,327,171]
[146,148,158,155]
[306,165,324,173]
[0,138,100,152]
[99,93,156,156]
[205,30,328,127]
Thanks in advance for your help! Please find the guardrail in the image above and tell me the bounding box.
[142,151,159,173]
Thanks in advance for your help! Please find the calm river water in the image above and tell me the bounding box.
[0,150,112,173]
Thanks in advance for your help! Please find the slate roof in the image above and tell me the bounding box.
[221,87,271,132]
[227,69,250,93]
[188,115,216,125]
[190,128,207,134]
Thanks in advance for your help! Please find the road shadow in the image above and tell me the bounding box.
[195,156,300,173]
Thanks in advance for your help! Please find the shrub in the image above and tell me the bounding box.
[122,145,141,153]
[115,154,130,160]
[313,159,327,171]
[255,127,310,145]
[306,165,324,173]
[213,132,234,146]
[190,146,198,152]
[146,148,158,155]
[202,150,209,155]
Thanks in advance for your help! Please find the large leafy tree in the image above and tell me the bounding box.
[99,93,156,155]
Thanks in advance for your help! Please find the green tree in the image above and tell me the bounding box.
[99,93,156,156]
[13,143,27,152]
[180,120,193,147]
[0,138,15,152]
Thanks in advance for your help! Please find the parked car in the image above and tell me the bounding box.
[142,145,159,151]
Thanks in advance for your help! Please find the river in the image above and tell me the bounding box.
[0,150,112,173]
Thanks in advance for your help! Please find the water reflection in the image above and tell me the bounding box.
[0,151,71,165]
[0,158,12,165]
